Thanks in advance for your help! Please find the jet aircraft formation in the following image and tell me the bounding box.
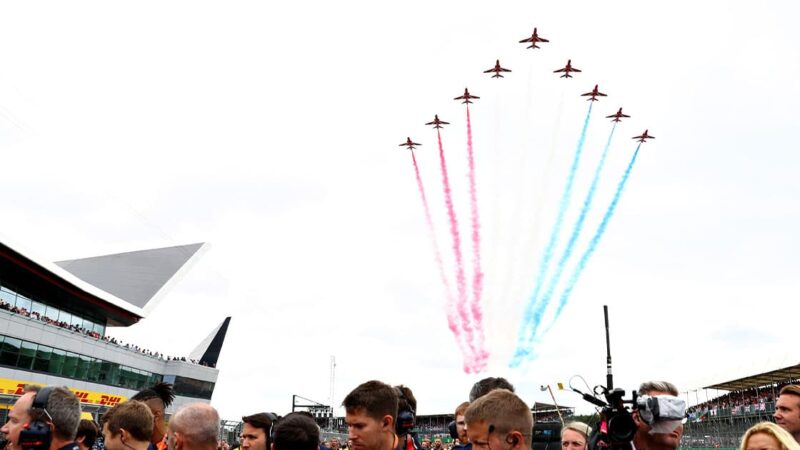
[397,25,655,373]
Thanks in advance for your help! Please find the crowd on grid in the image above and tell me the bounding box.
[0,299,214,368]
[687,381,800,420]
[2,378,800,450]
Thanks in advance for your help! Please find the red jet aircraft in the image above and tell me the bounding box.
[399,137,421,150]
[484,60,512,78]
[581,85,607,101]
[519,28,549,49]
[425,115,450,129]
[606,108,630,122]
[554,59,581,78]
[454,88,480,104]
[632,130,655,143]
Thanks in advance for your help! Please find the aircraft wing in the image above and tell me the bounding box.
[519,37,532,43]
[572,68,582,72]
[554,68,566,73]
[500,67,511,72]
[483,68,495,73]
[538,37,549,42]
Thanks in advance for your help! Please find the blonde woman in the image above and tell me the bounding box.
[740,422,800,450]
[561,422,592,450]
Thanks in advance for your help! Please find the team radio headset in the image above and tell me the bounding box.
[19,387,56,450]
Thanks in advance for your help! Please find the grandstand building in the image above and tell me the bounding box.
[682,363,800,449]
[0,237,230,420]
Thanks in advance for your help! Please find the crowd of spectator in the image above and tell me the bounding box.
[0,299,214,368]
[687,381,800,420]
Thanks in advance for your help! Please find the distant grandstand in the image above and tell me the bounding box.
[681,362,800,449]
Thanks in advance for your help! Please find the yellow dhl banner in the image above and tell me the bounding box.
[0,378,127,407]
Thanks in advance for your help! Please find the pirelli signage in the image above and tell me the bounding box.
[0,378,127,407]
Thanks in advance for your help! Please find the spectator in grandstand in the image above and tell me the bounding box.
[76,420,99,450]
[776,386,800,444]
[167,403,220,450]
[740,422,800,450]
[330,438,341,450]
[632,381,683,450]
[271,412,319,450]
[420,440,430,450]
[131,382,176,450]
[452,402,470,450]
[1,386,81,450]
[469,378,515,402]
[240,413,277,450]
[101,401,154,450]
[464,389,532,450]
[394,385,423,450]
[342,380,398,450]
[560,422,591,450]
[432,439,443,450]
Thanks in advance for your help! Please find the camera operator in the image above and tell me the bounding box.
[394,386,422,450]
[0,386,81,450]
[631,382,684,450]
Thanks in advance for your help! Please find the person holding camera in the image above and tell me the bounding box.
[631,382,684,450]
[464,389,532,450]
[1,386,81,450]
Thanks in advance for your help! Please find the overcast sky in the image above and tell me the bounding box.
[1,0,799,418]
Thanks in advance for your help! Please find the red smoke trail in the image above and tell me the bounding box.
[411,151,471,372]
[436,129,478,370]
[466,106,488,370]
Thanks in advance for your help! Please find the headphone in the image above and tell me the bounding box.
[395,389,416,435]
[19,387,54,450]
[264,413,279,448]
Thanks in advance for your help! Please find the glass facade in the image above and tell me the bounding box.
[0,283,105,336]
[0,333,162,390]
[172,375,215,400]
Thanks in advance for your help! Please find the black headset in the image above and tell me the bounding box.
[264,412,279,448]
[19,387,54,450]
[395,389,416,435]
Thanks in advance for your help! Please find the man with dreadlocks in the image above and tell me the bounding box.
[131,382,176,450]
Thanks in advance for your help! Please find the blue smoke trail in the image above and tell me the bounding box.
[532,124,617,340]
[546,144,642,331]
[510,102,593,367]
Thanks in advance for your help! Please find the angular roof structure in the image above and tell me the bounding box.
[56,243,208,315]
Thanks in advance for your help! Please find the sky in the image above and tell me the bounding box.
[1,0,799,419]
